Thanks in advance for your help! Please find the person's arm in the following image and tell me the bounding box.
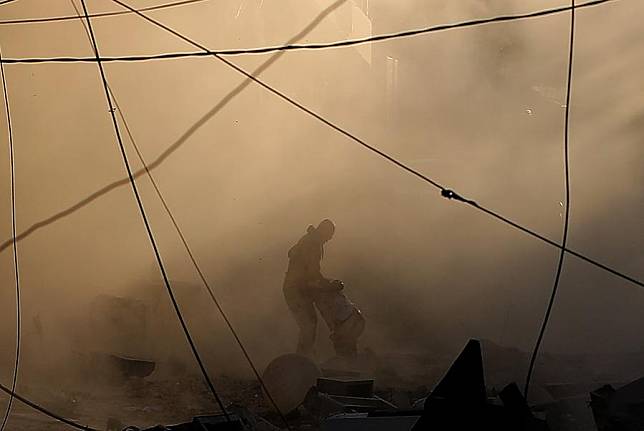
[304,242,326,288]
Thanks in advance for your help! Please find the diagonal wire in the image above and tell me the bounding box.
[0,0,208,25]
[68,0,292,426]
[0,382,98,431]
[0,45,21,431]
[0,0,640,292]
[0,44,101,431]
[524,0,576,400]
[109,0,644,291]
[0,0,619,63]
[77,0,230,418]
[0,0,347,261]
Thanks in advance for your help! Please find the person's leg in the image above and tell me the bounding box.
[332,312,366,358]
[284,289,318,357]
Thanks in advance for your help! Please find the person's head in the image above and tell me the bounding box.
[315,219,335,242]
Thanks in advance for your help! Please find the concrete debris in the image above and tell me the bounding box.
[127,413,245,430]
[306,339,549,430]
[412,339,548,430]
[125,406,284,431]
[303,385,396,419]
[590,376,644,430]
[111,338,644,430]
[543,397,597,431]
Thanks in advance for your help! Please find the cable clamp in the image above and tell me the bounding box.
[441,188,477,206]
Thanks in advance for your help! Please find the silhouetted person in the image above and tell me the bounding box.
[283,219,335,357]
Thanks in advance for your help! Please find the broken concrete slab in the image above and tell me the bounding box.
[130,413,245,430]
[412,339,549,430]
[590,377,644,430]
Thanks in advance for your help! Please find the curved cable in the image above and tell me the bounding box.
[1,0,618,64]
[524,0,576,399]
[0,0,208,26]
[0,382,98,431]
[0,45,21,431]
[68,0,290,425]
[115,92,292,429]
[0,0,347,274]
[0,0,639,294]
[77,0,230,418]
[110,0,644,291]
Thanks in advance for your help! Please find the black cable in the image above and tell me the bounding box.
[1,0,619,64]
[0,0,208,26]
[0,46,21,431]
[0,0,345,264]
[0,0,637,292]
[1,45,99,431]
[0,0,19,6]
[111,0,644,291]
[524,0,576,400]
[77,0,230,419]
[116,98,292,429]
[0,382,98,431]
[69,0,290,426]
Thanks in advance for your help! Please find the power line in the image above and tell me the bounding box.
[111,0,644,291]
[115,89,292,429]
[3,45,98,431]
[0,382,98,431]
[0,0,345,268]
[68,0,292,426]
[0,46,21,431]
[77,0,230,419]
[524,0,576,400]
[0,0,619,65]
[0,0,208,26]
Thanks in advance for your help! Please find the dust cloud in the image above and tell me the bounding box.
[0,0,642,408]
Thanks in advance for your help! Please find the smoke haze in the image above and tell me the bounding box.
[0,0,642,411]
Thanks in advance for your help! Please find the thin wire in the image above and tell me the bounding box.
[112,0,644,291]
[0,0,19,6]
[0,0,208,25]
[524,0,576,400]
[77,0,230,418]
[0,45,21,431]
[0,383,98,431]
[116,98,292,429]
[1,46,99,431]
[68,0,289,426]
[0,0,347,266]
[1,0,618,64]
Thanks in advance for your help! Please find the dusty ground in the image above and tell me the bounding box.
[5,376,267,431]
[2,353,435,431]
[5,341,642,430]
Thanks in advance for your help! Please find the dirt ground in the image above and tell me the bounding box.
[4,376,267,431]
[5,341,639,430]
[2,352,435,431]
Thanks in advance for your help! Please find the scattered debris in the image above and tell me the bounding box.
[590,377,644,430]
